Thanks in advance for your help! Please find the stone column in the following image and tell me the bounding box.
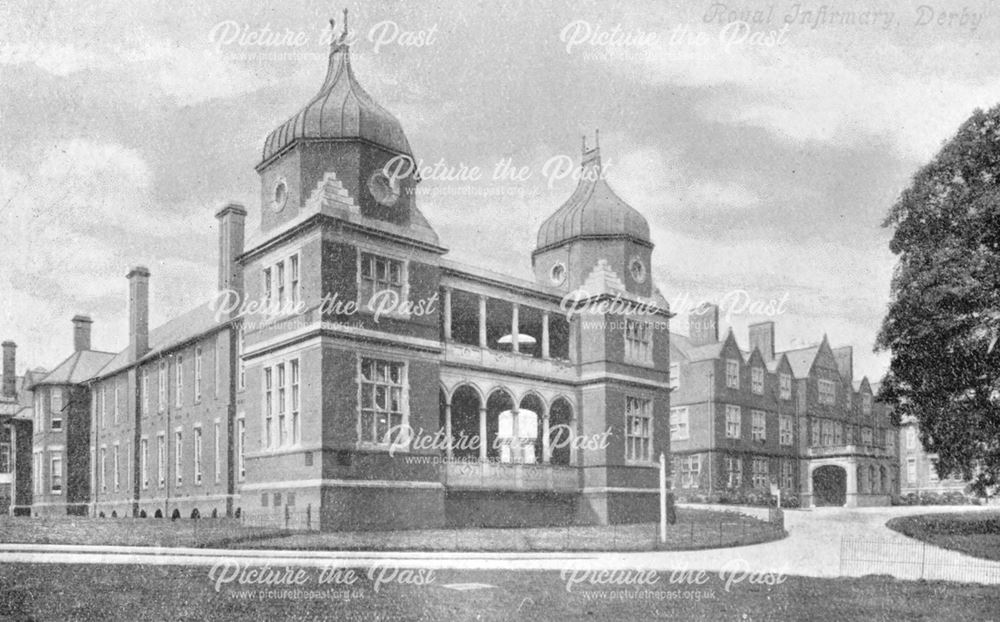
[478,405,487,462]
[478,296,487,348]
[443,287,452,342]
[541,312,550,359]
[542,415,550,464]
[444,400,453,460]
[511,303,519,354]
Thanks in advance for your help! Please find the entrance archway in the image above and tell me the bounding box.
[812,465,847,507]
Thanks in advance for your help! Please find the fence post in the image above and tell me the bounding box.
[920,541,926,580]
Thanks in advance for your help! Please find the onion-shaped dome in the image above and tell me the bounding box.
[261,16,411,165]
[536,137,650,252]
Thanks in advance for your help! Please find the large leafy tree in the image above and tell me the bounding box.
[878,105,1000,495]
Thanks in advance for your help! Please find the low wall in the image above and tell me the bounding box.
[677,502,773,521]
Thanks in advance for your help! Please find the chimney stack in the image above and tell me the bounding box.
[127,266,151,360]
[72,315,93,351]
[688,303,719,346]
[2,341,15,398]
[216,203,247,307]
[749,321,775,361]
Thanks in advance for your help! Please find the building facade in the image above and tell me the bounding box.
[0,341,40,516]
[669,306,899,507]
[23,20,671,528]
[897,415,968,498]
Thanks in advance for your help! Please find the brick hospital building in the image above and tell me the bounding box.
[15,23,672,528]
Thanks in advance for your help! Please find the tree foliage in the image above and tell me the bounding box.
[878,105,1000,495]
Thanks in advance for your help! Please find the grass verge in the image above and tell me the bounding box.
[887,511,1000,561]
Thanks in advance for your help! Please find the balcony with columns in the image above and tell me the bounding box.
[439,286,576,381]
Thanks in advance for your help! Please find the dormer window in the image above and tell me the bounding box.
[862,392,872,416]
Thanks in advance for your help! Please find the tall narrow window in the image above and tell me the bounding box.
[157,435,165,488]
[113,382,120,424]
[277,363,287,446]
[752,457,769,489]
[214,422,221,483]
[751,410,766,442]
[238,327,246,391]
[862,392,873,416]
[194,346,203,402]
[290,254,300,306]
[237,415,246,481]
[141,368,149,416]
[780,459,795,489]
[158,360,167,411]
[726,456,742,488]
[263,267,272,308]
[50,388,63,431]
[215,336,223,397]
[101,385,107,428]
[175,430,183,486]
[194,426,203,485]
[140,439,149,489]
[625,396,652,462]
[291,359,300,445]
[725,405,741,439]
[779,415,793,446]
[725,359,739,389]
[50,453,63,494]
[99,448,107,492]
[175,355,184,407]
[276,260,286,306]
[779,373,791,400]
[818,379,836,405]
[113,444,120,492]
[751,367,764,395]
[679,455,700,488]
[669,364,680,391]
[264,368,273,448]
[669,407,689,440]
[359,358,406,445]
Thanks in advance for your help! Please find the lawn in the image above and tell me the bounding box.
[0,508,784,552]
[887,511,1000,561]
[0,563,997,621]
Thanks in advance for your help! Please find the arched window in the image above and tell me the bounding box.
[486,390,514,461]
[868,465,876,494]
[449,385,481,459]
[497,409,538,464]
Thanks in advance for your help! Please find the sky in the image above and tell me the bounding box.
[1,0,998,381]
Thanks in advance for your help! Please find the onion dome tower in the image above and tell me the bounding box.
[533,132,653,297]
[254,11,439,248]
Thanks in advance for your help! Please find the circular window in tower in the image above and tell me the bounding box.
[272,178,288,212]
[550,262,567,286]
[629,257,647,283]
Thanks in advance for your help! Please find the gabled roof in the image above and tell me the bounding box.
[32,350,116,387]
[781,346,819,378]
[671,332,725,362]
[94,302,225,379]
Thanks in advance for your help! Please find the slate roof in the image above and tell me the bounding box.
[261,36,411,164]
[535,146,650,251]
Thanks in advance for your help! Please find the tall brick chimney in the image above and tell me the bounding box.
[689,303,719,346]
[72,315,93,351]
[127,266,151,360]
[749,321,775,361]
[2,341,15,398]
[216,202,247,296]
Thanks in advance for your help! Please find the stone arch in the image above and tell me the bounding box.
[171,508,181,520]
[486,388,516,461]
[549,396,574,466]
[191,508,200,519]
[518,392,546,464]
[450,384,482,459]
[812,464,847,507]
[139,510,147,518]
[212,508,219,519]
[111,511,117,518]
[154,509,163,518]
